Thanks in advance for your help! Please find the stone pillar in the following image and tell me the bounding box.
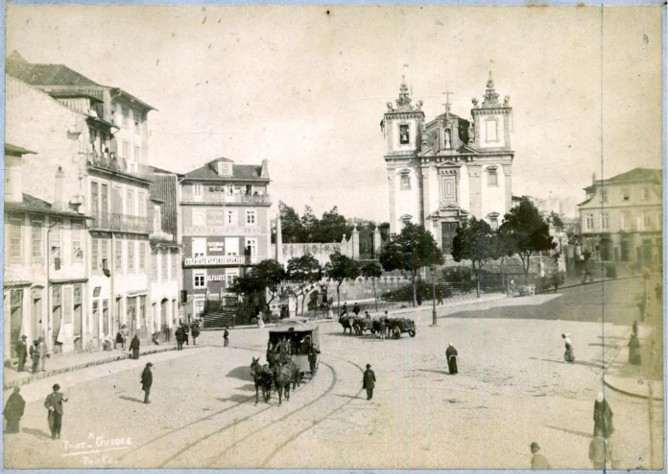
[502,163,512,213]
[351,226,359,260]
[373,226,382,258]
[467,164,482,218]
[420,165,430,225]
[275,214,284,264]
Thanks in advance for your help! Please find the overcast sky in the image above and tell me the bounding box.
[6,5,662,221]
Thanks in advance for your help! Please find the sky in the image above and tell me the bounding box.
[6,5,663,221]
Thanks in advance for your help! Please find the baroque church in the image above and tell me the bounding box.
[381,71,514,253]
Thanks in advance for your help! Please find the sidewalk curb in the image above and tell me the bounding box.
[3,344,203,391]
[602,374,664,401]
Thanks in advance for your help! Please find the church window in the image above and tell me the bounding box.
[399,171,411,190]
[487,167,498,187]
[399,124,410,145]
[485,119,498,143]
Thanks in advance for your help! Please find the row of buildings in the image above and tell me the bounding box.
[3,52,271,360]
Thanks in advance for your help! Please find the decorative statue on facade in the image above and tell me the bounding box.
[504,96,511,106]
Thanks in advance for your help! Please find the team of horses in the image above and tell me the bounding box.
[250,355,303,405]
[339,314,416,338]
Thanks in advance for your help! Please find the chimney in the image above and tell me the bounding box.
[53,166,65,211]
[260,159,269,179]
[4,154,23,204]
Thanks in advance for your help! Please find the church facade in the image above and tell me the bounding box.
[382,72,514,253]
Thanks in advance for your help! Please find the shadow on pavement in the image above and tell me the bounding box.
[22,427,51,440]
[417,368,448,376]
[217,394,252,404]
[545,424,592,439]
[119,395,145,404]
[532,357,604,369]
[236,383,257,392]
[225,365,253,382]
[333,394,360,400]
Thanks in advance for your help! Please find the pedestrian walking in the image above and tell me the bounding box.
[562,333,575,363]
[308,344,320,374]
[129,334,140,360]
[529,442,550,469]
[191,323,200,345]
[446,343,458,374]
[44,384,68,440]
[436,289,444,305]
[175,326,184,350]
[362,364,376,400]
[588,434,613,469]
[29,339,40,373]
[183,323,190,346]
[4,387,25,434]
[223,327,230,347]
[16,335,28,372]
[141,363,153,404]
[37,336,48,371]
[593,392,614,438]
[628,333,641,365]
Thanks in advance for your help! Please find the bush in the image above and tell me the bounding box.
[382,281,452,302]
[442,267,475,293]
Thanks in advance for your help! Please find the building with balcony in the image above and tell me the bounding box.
[147,166,182,335]
[4,144,90,360]
[179,157,271,318]
[578,168,662,266]
[6,52,156,349]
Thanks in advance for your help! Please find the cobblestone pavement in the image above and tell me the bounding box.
[4,278,663,469]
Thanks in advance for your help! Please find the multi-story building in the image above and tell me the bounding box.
[180,157,271,318]
[381,72,514,253]
[6,51,156,350]
[148,166,182,335]
[578,168,662,265]
[4,143,89,359]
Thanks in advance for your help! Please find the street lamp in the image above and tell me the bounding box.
[431,263,437,326]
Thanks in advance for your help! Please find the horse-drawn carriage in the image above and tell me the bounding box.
[341,314,416,338]
[252,319,321,406]
[266,319,320,375]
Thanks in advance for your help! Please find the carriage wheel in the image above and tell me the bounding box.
[409,330,416,337]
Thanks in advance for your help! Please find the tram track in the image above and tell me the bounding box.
[115,341,364,469]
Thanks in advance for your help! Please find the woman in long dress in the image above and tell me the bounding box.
[562,333,575,362]
[446,343,458,374]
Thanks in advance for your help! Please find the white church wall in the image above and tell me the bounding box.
[393,166,419,229]
[459,167,471,213]
[480,163,507,221]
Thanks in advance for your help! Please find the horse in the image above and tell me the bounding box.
[250,357,273,404]
[272,360,300,405]
[339,315,354,335]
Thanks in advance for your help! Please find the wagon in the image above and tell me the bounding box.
[386,317,416,338]
[267,319,320,374]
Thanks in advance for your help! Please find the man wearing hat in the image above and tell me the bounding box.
[529,441,550,469]
[44,384,68,440]
[16,335,28,372]
[362,363,376,401]
[141,363,153,404]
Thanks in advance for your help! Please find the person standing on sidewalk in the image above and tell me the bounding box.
[223,326,230,347]
[529,442,550,469]
[129,334,141,360]
[16,335,28,372]
[593,392,614,438]
[446,343,459,375]
[37,337,48,372]
[141,363,153,404]
[44,384,68,440]
[4,387,25,433]
[362,363,376,400]
[562,333,575,363]
[191,322,200,345]
[29,340,40,373]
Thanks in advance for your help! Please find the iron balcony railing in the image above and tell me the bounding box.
[90,212,151,234]
[181,193,271,205]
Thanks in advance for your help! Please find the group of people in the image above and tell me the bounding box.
[14,335,48,373]
[175,320,201,350]
[530,391,615,469]
[4,383,68,440]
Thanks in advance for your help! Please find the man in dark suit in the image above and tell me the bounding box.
[44,384,68,439]
[141,363,153,404]
[362,364,376,401]
[16,335,28,372]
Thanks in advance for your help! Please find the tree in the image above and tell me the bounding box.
[501,197,556,282]
[548,211,564,231]
[492,224,516,294]
[379,223,443,307]
[451,217,496,297]
[286,255,322,315]
[229,259,286,317]
[279,201,304,243]
[324,251,360,310]
[314,206,353,243]
[361,260,383,311]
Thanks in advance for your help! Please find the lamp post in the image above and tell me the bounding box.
[431,264,437,326]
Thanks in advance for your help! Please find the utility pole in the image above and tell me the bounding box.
[431,264,437,326]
